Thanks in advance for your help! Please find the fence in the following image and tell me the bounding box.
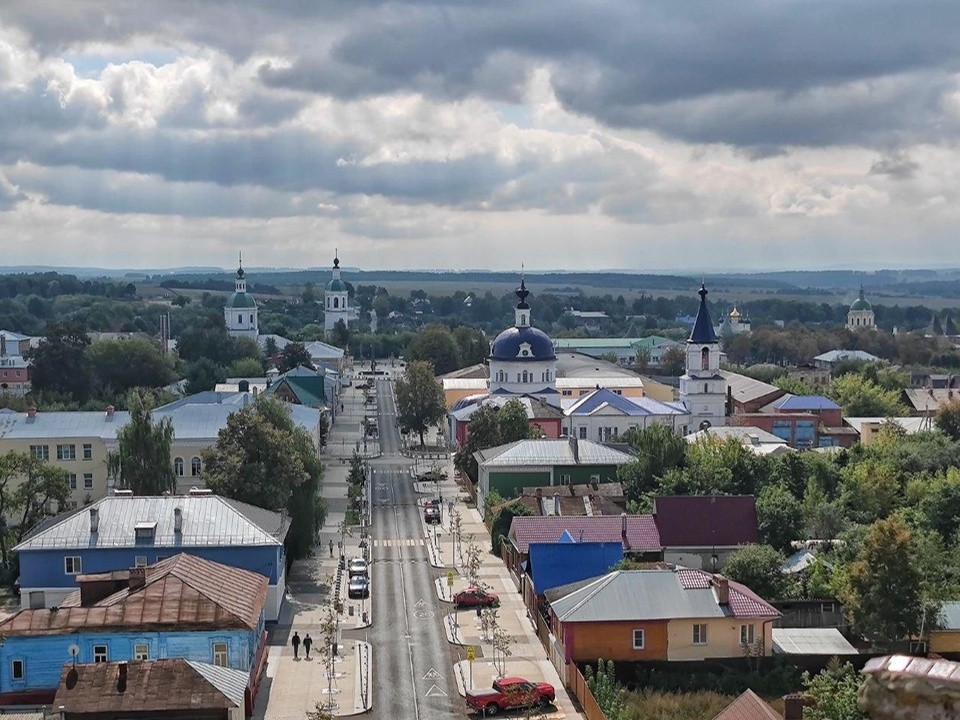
[566,663,608,720]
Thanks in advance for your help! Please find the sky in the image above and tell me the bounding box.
[1,1,959,272]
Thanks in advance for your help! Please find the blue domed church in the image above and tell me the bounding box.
[489,278,559,406]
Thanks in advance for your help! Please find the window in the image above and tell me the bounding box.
[191,457,202,477]
[11,660,24,681]
[82,444,93,460]
[632,629,645,649]
[693,624,708,645]
[174,457,184,476]
[30,445,49,460]
[56,444,76,461]
[740,624,756,645]
[562,390,572,397]
[93,645,108,663]
[560,474,571,485]
[134,643,149,661]
[333,297,339,309]
[64,556,82,575]
[83,473,93,490]
[250,314,254,324]
[703,383,708,394]
[578,426,587,439]
[68,473,77,490]
[213,642,229,667]
[134,556,148,568]
[701,346,710,370]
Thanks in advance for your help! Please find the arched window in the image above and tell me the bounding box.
[333,297,339,309]
[250,314,254,324]
[237,315,243,325]
[522,371,529,383]
[174,457,184,477]
[701,347,710,370]
[191,457,202,477]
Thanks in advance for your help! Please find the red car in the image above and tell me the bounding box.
[466,677,555,715]
[454,587,500,608]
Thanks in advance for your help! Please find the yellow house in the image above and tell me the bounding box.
[0,393,324,514]
[930,601,960,655]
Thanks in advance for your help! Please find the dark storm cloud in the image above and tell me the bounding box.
[869,152,921,180]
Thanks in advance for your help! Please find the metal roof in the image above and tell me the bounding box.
[653,495,760,548]
[775,395,841,411]
[689,284,718,344]
[720,371,784,405]
[475,439,634,468]
[711,689,783,720]
[508,515,661,553]
[566,388,688,417]
[685,426,787,446]
[304,340,345,360]
[14,495,285,551]
[553,336,676,350]
[186,660,249,707]
[813,349,880,363]
[772,628,858,655]
[549,569,779,623]
[2,553,267,635]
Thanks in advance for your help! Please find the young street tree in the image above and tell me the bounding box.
[202,395,326,559]
[0,451,69,565]
[395,360,445,447]
[116,390,176,495]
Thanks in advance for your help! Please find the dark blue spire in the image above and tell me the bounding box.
[689,282,718,343]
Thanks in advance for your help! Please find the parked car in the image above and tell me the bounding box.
[424,505,441,524]
[465,677,555,716]
[348,557,369,577]
[454,587,499,608]
[348,575,369,599]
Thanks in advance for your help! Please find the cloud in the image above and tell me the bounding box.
[869,151,921,180]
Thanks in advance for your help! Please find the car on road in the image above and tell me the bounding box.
[348,575,369,599]
[453,587,500,608]
[465,677,555,716]
[348,557,369,577]
[423,505,441,524]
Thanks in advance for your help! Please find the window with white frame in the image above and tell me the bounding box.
[134,643,149,661]
[83,473,93,490]
[560,474,571,485]
[174,457,184,476]
[134,556,148,568]
[82,444,93,460]
[632,629,645,649]
[740,624,755,645]
[191,457,202,477]
[30,445,49,460]
[56,444,76,461]
[93,645,108,663]
[213,642,229,667]
[693,624,708,645]
[64,556,82,574]
[11,660,24,681]
[68,473,77,490]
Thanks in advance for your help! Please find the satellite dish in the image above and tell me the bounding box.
[699,420,712,431]
[68,644,79,658]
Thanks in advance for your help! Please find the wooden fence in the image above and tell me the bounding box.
[566,663,608,720]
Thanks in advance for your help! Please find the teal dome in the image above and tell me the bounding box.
[327,278,347,292]
[226,292,257,309]
[850,298,871,311]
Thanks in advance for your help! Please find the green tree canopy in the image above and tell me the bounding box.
[406,324,462,375]
[228,357,265,377]
[497,399,533,444]
[116,390,176,495]
[0,451,69,564]
[616,423,687,504]
[27,319,93,401]
[279,342,315,373]
[722,544,791,601]
[756,483,804,553]
[88,338,177,397]
[395,360,446,447]
[830,373,907,416]
[935,399,960,441]
[802,659,867,720]
[185,358,226,395]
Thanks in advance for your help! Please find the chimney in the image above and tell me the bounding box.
[129,567,147,591]
[90,507,99,534]
[621,512,627,539]
[27,406,36,419]
[117,661,128,692]
[105,405,115,419]
[713,574,729,605]
[553,493,560,516]
[174,507,183,533]
[569,435,580,463]
[782,693,811,720]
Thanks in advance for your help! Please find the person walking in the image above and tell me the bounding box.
[291,631,301,659]
[329,539,334,558]
[303,634,313,659]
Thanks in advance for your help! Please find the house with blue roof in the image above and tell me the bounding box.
[14,492,289,621]
[0,553,269,707]
[527,536,624,598]
[564,387,690,441]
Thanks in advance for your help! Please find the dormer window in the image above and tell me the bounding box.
[134,521,157,544]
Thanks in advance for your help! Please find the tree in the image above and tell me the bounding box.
[452,325,488,367]
[840,517,922,644]
[185,358,226,394]
[802,658,867,720]
[116,390,176,495]
[498,399,533,443]
[330,319,350,348]
[584,659,627,720]
[490,500,533,554]
[723,544,791,600]
[659,345,685,375]
[935,399,960,440]
[406,324,462,375]
[395,360,445,447]
[27,319,93,401]
[202,396,325,559]
[0,451,69,564]
[839,458,901,524]
[634,347,651,373]
[774,375,816,396]
[756,483,804,553]
[454,404,501,482]
[279,342,314,373]
[803,478,845,540]
[918,468,960,543]
[616,424,687,504]
[830,373,906,416]
[88,338,177,397]
[228,357,265,377]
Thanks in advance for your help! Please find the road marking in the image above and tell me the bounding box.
[414,598,426,608]
[422,668,442,680]
[425,685,447,697]
[414,610,434,619]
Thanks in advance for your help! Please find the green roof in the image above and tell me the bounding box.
[326,279,347,292]
[850,297,872,311]
[226,292,257,309]
[267,375,325,407]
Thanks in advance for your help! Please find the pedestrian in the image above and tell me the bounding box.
[329,539,333,558]
[303,634,313,659]
[291,631,301,659]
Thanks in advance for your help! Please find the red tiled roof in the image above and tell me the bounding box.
[53,659,240,714]
[712,689,783,720]
[508,515,661,553]
[678,568,779,618]
[676,568,711,589]
[0,553,267,636]
[654,495,759,547]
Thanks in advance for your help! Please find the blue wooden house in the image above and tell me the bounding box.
[14,491,289,620]
[0,553,268,706]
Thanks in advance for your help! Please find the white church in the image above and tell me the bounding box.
[679,283,728,430]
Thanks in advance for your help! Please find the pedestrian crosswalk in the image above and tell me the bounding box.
[371,538,426,547]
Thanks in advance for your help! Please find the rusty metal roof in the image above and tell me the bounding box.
[53,659,244,714]
[0,553,266,636]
